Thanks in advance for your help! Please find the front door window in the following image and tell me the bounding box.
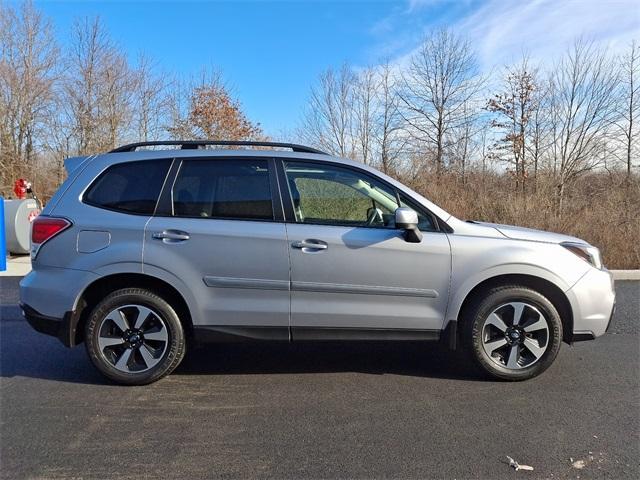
[284,162,400,228]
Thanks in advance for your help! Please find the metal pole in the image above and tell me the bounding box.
[0,197,6,272]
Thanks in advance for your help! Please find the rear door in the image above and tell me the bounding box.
[144,157,290,338]
[280,160,451,339]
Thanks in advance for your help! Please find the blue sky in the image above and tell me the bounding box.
[33,0,640,136]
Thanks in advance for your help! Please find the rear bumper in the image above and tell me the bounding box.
[566,268,616,341]
[20,266,97,320]
[20,266,97,347]
[21,303,74,347]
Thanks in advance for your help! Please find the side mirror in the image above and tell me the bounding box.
[395,207,422,243]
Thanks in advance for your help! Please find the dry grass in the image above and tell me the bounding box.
[400,170,640,269]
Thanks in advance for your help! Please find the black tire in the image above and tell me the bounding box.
[462,285,563,381]
[85,288,186,385]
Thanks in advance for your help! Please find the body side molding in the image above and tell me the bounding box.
[203,276,290,290]
[291,281,438,297]
[203,276,438,298]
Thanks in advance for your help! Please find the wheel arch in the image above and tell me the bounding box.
[452,273,574,346]
[70,272,193,347]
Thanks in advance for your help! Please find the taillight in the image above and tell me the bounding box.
[31,217,71,245]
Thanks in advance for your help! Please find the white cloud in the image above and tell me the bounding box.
[455,0,639,70]
[369,0,639,73]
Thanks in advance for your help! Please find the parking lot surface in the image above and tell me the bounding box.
[1,277,638,479]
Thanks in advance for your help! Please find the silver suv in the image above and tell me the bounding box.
[20,141,616,385]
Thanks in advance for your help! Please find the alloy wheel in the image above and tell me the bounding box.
[480,301,549,370]
[97,304,169,373]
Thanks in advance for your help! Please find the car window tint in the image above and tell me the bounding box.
[284,162,399,228]
[172,159,273,220]
[84,159,171,214]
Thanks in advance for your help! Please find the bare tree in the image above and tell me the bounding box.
[165,73,198,140]
[477,118,492,176]
[615,40,639,177]
[353,66,377,166]
[58,17,138,155]
[133,54,169,142]
[450,100,479,184]
[300,64,355,157]
[375,61,406,175]
[0,0,58,191]
[399,28,483,174]
[301,62,407,172]
[487,55,542,193]
[103,52,137,149]
[42,108,73,185]
[64,17,109,154]
[526,77,552,191]
[547,39,620,214]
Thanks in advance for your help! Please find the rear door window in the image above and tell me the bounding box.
[172,159,274,220]
[84,159,171,214]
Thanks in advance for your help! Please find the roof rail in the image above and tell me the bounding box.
[109,140,327,155]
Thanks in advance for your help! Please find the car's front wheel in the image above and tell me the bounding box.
[85,288,186,385]
[464,285,563,381]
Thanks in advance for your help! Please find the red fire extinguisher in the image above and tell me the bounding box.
[13,178,42,213]
[13,179,29,199]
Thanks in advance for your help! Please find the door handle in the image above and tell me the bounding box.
[152,230,190,243]
[292,239,328,250]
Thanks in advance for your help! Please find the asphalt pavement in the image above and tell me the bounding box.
[1,277,638,479]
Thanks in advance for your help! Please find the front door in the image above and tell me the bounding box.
[281,160,451,339]
[144,157,290,338]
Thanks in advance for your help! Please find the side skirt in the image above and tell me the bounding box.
[292,327,440,342]
[193,326,442,343]
[193,326,290,343]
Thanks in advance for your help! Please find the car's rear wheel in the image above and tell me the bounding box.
[85,288,186,385]
[464,286,563,381]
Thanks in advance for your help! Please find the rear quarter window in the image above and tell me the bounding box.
[84,159,171,214]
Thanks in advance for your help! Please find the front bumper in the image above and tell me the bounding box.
[566,267,616,341]
[570,302,615,342]
[21,303,75,347]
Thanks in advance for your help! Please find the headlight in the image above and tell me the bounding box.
[561,242,603,269]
